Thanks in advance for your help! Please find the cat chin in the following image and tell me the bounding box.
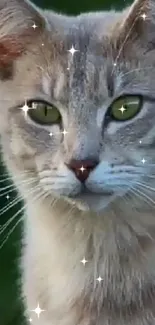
[64,192,115,212]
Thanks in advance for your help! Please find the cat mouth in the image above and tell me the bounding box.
[66,186,114,212]
[69,185,113,198]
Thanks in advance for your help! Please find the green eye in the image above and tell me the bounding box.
[27,101,61,125]
[110,95,142,121]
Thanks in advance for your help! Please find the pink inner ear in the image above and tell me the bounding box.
[0,37,25,67]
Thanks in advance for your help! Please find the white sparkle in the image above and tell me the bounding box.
[6,194,10,200]
[118,105,126,114]
[79,166,86,173]
[96,276,103,283]
[32,23,37,29]
[68,45,79,57]
[61,129,68,136]
[139,140,142,144]
[81,257,88,265]
[113,62,117,66]
[20,101,30,117]
[49,132,53,137]
[141,13,147,20]
[31,303,45,319]
[29,319,33,323]
[141,158,146,164]
[42,43,44,46]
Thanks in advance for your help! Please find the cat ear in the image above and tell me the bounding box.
[117,0,155,51]
[0,0,45,70]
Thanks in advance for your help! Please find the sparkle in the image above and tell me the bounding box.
[61,129,68,136]
[81,257,88,265]
[68,45,79,57]
[139,140,142,144]
[96,276,103,283]
[31,303,45,319]
[29,319,33,323]
[141,158,146,164]
[20,101,30,117]
[32,23,37,29]
[141,13,147,20]
[49,132,53,137]
[79,166,86,173]
[113,62,117,66]
[42,43,44,46]
[6,194,10,200]
[118,105,126,114]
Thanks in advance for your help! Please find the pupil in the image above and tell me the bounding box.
[44,106,48,116]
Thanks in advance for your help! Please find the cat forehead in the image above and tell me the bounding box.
[38,13,123,103]
[45,11,122,42]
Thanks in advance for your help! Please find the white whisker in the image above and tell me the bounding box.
[0,186,46,250]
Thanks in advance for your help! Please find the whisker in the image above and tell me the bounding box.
[0,169,34,179]
[0,174,35,192]
[0,187,36,236]
[0,176,35,197]
[129,185,155,209]
[120,66,153,79]
[0,183,19,192]
[0,195,22,217]
[0,182,47,249]
[0,188,45,250]
[134,181,155,192]
[0,216,23,249]
[0,178,36,216]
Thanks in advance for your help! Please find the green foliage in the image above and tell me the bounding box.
[33,0,130,14]
[0,0,132,324]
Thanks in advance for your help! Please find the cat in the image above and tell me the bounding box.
[1,0,155,324]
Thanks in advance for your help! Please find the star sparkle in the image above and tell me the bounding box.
[61,129,68,136]
[79,166,86,173]
[31,303,45,319]
[96,276,103,283]
[118,106,126,114]
[29,318,33,323]
[6,194,10,200]
[20,101,30,117]
[32,23,37,29]
[141,13,147,20]
[68,45,79,57]
[141,158,146,164]
[81,257,88,265]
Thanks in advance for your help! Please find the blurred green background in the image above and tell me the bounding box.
[0,0,132,324]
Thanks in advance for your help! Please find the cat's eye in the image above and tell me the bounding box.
[27,101,61,125]
[110,95,142,121]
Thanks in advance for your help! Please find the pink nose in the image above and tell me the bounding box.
[66,159,98,182]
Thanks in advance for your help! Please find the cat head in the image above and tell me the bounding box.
[0,0,155,213]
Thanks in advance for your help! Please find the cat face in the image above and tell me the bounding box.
[0,0,155,212]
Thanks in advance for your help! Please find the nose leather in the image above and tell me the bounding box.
[66,159,98,182]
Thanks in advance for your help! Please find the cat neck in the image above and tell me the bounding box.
[24,194,154,276]
[22,194,155,325]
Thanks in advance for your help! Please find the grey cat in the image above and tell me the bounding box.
[0,0,155,324]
